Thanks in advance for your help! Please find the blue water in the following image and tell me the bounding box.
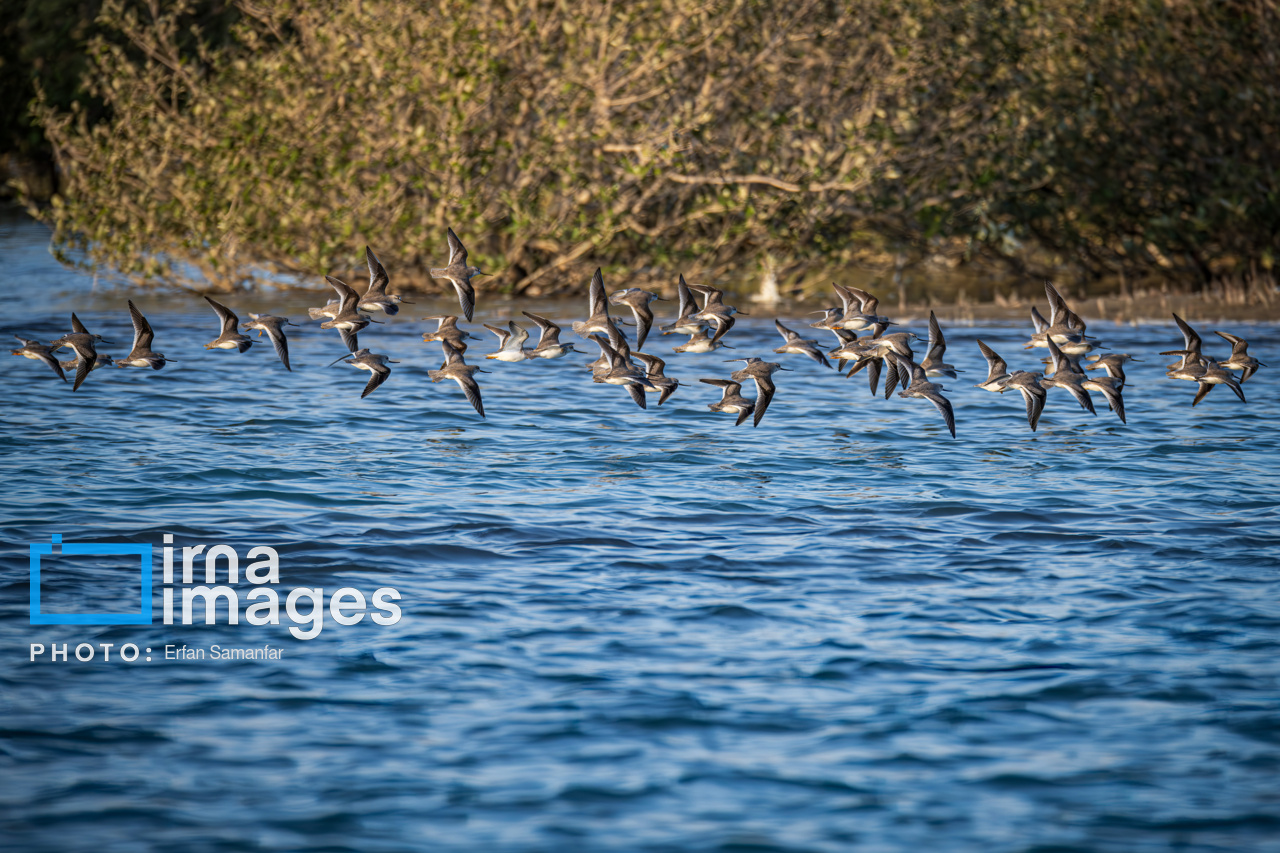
[2,209,1279,852]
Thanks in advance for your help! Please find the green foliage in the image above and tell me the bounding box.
[27,0,1280,291]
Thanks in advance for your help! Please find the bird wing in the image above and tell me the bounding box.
[775,318,799,343]
[587,268,607,317]
[205,296,239,335]
[72,355,92,391]
[923,390,956,438]
[926,311,945,361]
[676,274,696,319]
[632,352,666,376]
[752,376,776,427]
[446,227,467,266]
[624,381,648,409]
[71,312,90,335]
[365,246,390,296]
[522,311,561,348]
[976,339,1007,381]
[456,374,485,416]
[339,327,359,353]
[267,325,291,371]
[128,300,154,351]
[440,340,466,366]
[707,313,735,344]
[508,321,529,349]
[325,276,358,314]
[632,303,654,352]
[1172,313,1202,355]
[361,362,391,398]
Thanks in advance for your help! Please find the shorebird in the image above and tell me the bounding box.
[428,340,488,417]
[320,276,376,352]
[1081,374,1127,423]
[700,378,754,425]
[430,228,486,322]
[688,282,742,343]
[328,348,399,398]
[921,311,959,378]
[1191,357,1247,406]
[773,319,831,368]
[1166,353,1206,383]
[660,275,707,337]
[1039,339,1096,414]
[974,340,1010,392]
[889,352,956,438]
[631,352,683,405]
[1086,353,1140,388]
[116,301,174,369]
[673,327,732,353]
[997,370,1048,431]
[834,283,894,331]
[49,313,107,391]
[587,333,652,409]
[1027,282,1090,350]
[241,313,296,371]
[866,332,920,398]
[572,268,623,339]
[610,287,663,351]
[203,297,253,354]
[11,336,66,382]
[483,321,530,362]
[421,315,472,355]
[727,357,790,427]
[1214,331,1264,382]
[358,246,413,315]
[521,311,580,359]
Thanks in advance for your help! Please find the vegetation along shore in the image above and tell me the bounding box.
[3,0,1277,300]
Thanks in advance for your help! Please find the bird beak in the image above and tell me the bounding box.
[327,354,352,367]
[389,359,401,363]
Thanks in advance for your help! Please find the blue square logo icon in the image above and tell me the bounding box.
[30,535,153,625]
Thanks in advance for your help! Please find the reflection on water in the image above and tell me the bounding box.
[2,209,1280,851]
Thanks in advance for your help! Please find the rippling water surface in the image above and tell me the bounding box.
[2,210,1279,852]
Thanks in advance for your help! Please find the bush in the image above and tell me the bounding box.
[30,0,1280,293]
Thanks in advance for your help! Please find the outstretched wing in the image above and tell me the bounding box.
[267,325,291,371]
[72,356,92,391]
[128,300,154,351]
[454,281,475,323]
[588,268,607,317]
[752,376,776,427]
[457,374,485,417]
[325,276,358,314]
[1172,313,1202,355]
[361,363,391,398]
[446,227,467,266]
[365,246,390,296]
[976,339,1007,380]
[924,391,956,438]
[339,327,359,353]
[204,296,239,335]
[927,311,945,360]
[624,382,648,410]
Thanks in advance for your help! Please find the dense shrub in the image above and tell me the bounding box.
[29,0,1280,292]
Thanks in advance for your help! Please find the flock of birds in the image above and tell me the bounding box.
[9,228,1267,435]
